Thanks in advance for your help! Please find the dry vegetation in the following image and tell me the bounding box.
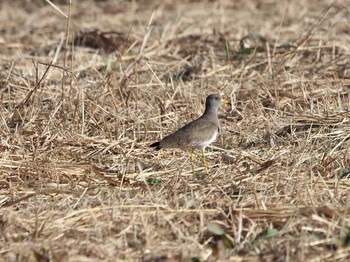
[1,0,350,261]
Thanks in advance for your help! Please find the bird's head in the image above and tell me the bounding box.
[206,94,229,110]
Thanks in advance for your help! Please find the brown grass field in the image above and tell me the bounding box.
[1,0,350,261]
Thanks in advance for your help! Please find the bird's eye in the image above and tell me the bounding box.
[215,97,219,100]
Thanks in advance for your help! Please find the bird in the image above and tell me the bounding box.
[150,94,229,174]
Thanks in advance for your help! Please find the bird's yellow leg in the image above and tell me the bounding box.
[201,151,208,174]
[190,149,195,175]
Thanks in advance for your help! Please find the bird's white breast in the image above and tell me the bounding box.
[193,129,219,150]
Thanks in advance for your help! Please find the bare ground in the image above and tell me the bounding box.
[1,0,350,261]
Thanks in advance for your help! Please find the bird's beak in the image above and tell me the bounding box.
[220,98,229,104]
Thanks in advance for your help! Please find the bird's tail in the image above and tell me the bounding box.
[150,142,161,150]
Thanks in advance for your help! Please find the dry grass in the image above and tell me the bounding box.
[1,0,350,261]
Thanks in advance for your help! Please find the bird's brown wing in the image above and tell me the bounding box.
[159,118,219,149]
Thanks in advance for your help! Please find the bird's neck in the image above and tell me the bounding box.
[204,107,218,116]
[202,108,220,126]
